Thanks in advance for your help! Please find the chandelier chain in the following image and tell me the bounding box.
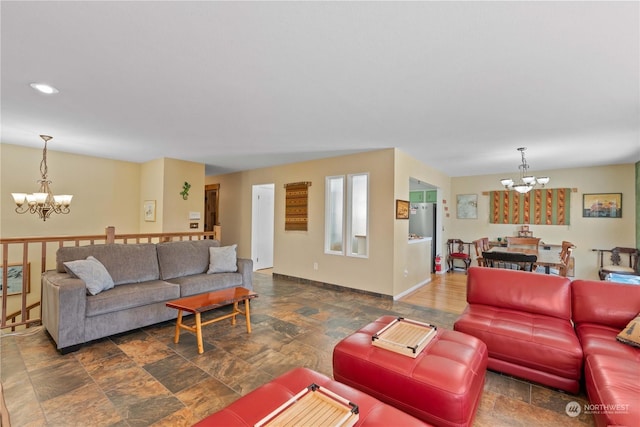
[40,137,49,182]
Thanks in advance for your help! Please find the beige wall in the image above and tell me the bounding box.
[450,164,636,280]
[161,158,205,232]
[208,149,398,295]
[1,143,142,315]
[393,149,451,296]
[1,144,140,238]
[140,158,164,233]
[207,148,454,297]
[139,157,204,232]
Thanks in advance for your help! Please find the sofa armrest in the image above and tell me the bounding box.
[236,258,254,290]
[42,271,87,351]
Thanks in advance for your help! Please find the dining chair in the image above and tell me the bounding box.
[597,247,639,280]
[472,237,490,266]
[482,251,538,272]
[506,237,541,250]
[547,241,575,276]
[447,239,472,273]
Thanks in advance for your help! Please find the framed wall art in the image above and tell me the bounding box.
[456,194,478,219]
[582,193,622,218]
[0,263,30,296]
[144,200,156,222]
[396,199,410,219]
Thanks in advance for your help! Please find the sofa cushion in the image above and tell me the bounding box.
[454,304,583,389]
[168,273,243,297]
[56,243,160,285]
[156,240,220,280]
[576,323,640,361]
[616,314,640,348]
[572,279,640,329]
[465,267,572,320]
[63,256,115,295]
[85,280,180,317]
[584,354,640,427]
[207,244,238,273]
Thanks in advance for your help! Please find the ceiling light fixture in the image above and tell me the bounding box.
[500,147,549,194]
[11,135,73,221]
[30,83,59,95]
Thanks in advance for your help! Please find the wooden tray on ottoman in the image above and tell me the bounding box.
[255,383,359,427]
[371,317,437,358]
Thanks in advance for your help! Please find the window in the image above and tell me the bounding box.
[325,176,344,254]
[325,173,369,257]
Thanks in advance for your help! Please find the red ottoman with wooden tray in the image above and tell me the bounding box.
[194,367,431,426]
[333,315,488,427]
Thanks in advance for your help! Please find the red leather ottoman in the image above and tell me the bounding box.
[194,367,431,426]
[333,316,488,427]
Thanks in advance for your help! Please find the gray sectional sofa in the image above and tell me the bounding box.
[42,239,252,353]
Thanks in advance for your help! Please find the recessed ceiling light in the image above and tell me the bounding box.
[30,83,59,95]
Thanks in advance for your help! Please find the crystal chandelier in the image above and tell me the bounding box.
[11,135,73,221]
[500,147,549,194]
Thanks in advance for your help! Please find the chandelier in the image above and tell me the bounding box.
[500,147,549,194]
[11,135,73,221]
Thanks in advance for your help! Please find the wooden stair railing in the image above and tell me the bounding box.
[5,302,41,332]
[1,226,218,330]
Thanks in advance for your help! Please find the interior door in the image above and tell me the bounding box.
[251,184,275,271]
[204,184,219,233]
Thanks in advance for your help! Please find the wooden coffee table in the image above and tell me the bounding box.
[166,287,258,354]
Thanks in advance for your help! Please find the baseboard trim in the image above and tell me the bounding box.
[393,277,432,301]
[272,273,393,300]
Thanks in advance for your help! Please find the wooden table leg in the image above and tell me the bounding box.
[195,312,204,354]
[245,298,252,333]
[174,309,183,344]
[232,301,238,326]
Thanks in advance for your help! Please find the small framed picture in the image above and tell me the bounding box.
[0,263,30,296]
[582,193,622,218]
[144,200,156,222]
[396,199,410,219]
[456,194,478,219]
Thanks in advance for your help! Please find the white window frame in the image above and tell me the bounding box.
[325,173,369,258]
[324,176,345,255]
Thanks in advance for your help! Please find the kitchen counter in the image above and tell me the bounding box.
[408,236,432,244]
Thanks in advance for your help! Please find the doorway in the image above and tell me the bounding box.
[204,183,220,234]
[409,178,440,273]
[251,183,275,271]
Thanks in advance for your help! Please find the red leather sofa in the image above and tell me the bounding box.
[454,267,640,426]
[453,267,584,393]
[194,367,431,426]
[572,279,640,427]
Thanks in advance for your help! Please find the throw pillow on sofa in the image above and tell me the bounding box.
[207,244,238,273]
[63,256,115,295]
[616,313,640,347]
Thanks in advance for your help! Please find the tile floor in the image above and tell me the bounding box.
[1,272,594,426]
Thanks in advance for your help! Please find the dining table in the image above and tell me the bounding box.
[485,246,564,274]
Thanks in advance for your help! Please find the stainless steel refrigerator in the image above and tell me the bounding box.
[409,203,437,272]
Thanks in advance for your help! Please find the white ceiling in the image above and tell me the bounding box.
[2,1,638,177]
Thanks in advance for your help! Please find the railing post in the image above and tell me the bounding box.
[106,226,116,244]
